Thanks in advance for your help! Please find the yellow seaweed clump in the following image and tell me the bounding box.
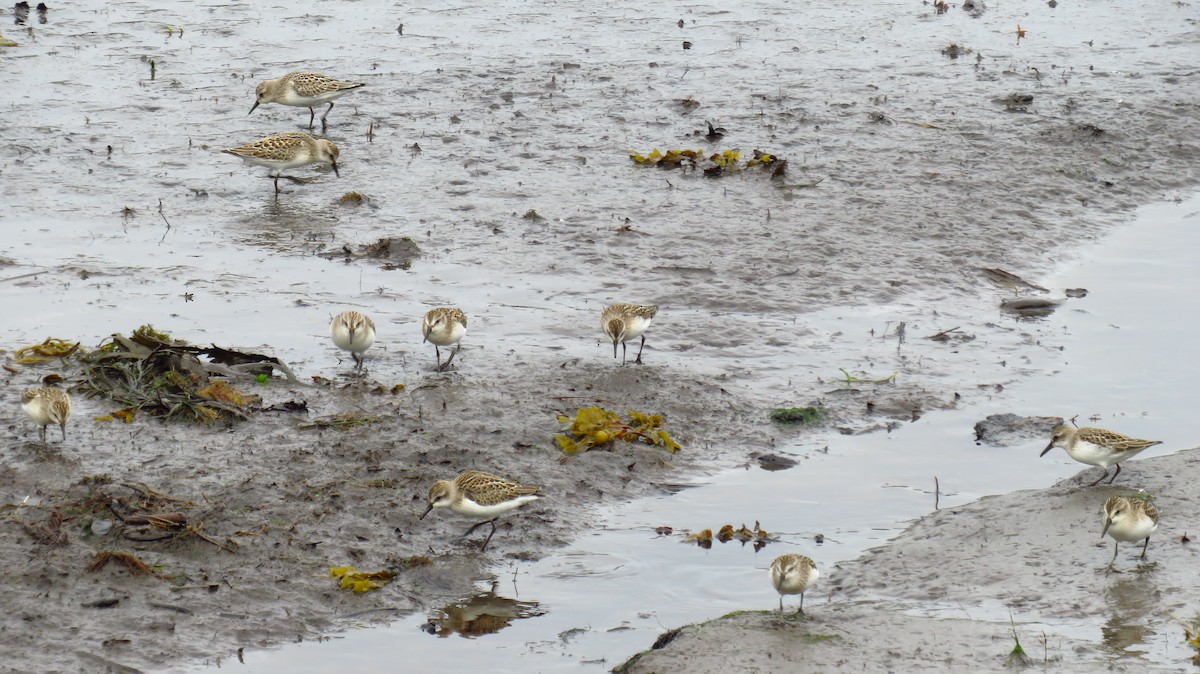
[328,566,396,593]
[14,337,81,363]
[553,406,681,456]
[629,148,784,178]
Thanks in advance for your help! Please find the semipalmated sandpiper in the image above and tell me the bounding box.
[422,307,467,372]
[21,387,71,443]
[222,131,339,194]
[1101,495,1159,572]
[601,303,658,365]
[249,71,366,131]
[419,470,541,551]
[769,553,819,613]
[1041,425,1161,486]
[330,310,376,371]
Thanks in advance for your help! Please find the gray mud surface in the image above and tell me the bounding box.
[619,449,1200,673]
[2,0,1199,672]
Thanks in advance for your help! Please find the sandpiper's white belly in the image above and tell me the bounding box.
[21,399,52,425]
[279,88,350,107]
[1066,440,1121,468]
[623,315,653,340]
[428,322,467,347]
[451,494,539,519]
[1106,516,1157,543]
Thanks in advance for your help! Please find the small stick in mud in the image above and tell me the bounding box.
[934,476,940,511]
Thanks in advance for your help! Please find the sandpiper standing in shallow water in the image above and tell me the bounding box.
[222,131,339,195]
[420,470,541,551]
[330,310,376,371]
[21,387,71,443]
[769,553,819,614]
[601,303,658,365]
[1040,425,1161,486]
[249,71,366,131]
[1101,495,1159,573]
[422,307,467,372]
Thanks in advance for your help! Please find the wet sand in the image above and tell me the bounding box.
[618,448,1200,673]
[2,0,1199,671]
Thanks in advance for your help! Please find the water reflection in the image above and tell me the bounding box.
[1101,572,1157,656]
[422,583,545,639]
[228,197,341,253]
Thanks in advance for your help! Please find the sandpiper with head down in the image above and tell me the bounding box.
[249,71,366,131]
[330,310,376,371]
[769,553,819,614]
[422,307,467,372]
[1041,425,1161,487]
[21,387,71,443]
[420,470,541,551]
[222,131,339,195]
[601,303,658,365]
[1101,495,1159,573]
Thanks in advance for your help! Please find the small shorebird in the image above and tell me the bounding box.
[601,303,658,365]
[330,310,376,371]
[249,71,366,131]
[21,387,71,443]
[222,131,339,195]
[422,307,467,372]
[420,470,541,551]
[1041,425,1161,487]
[769,553,819,614]
[1101,495,1159,573]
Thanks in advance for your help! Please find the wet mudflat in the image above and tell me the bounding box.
[1,0,1199,672]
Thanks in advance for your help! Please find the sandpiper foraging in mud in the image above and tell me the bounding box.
[222,131,339,195]
[422,307,467,372]
[330,310,376,371]
[1101,494,1158,573]
[601,303,658,365]
[769,553,819,614]
[420,470,541,552]
[21,387,71,443]
[249,71,366,131]
[1040,424,1161,487]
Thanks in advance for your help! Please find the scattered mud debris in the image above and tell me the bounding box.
[973,413,1063,446]
[321,236,422,270]
[1000,296,1063,318]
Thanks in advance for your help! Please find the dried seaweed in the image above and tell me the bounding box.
[78,326,284,424]
[553,406,681,456]
[297,412,385,430]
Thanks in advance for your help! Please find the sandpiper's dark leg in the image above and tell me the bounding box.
[1140,536,1150,559]
[479,519,499,551]
[797,592,805,615]
[307,106,316,130]
[634,335,646,364]
[273,176,281,195]
[1089,469,1109,487]
[1106,541,1120,573]
[38,425,46,443]
[620,341,627,365]
[462,519,489,537]
[321,102,335,132]
[434,345,443,371]
[442,344,460,370]
[778,596,783,612]
[1107,464,1122,484]
[353,352,364,372]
